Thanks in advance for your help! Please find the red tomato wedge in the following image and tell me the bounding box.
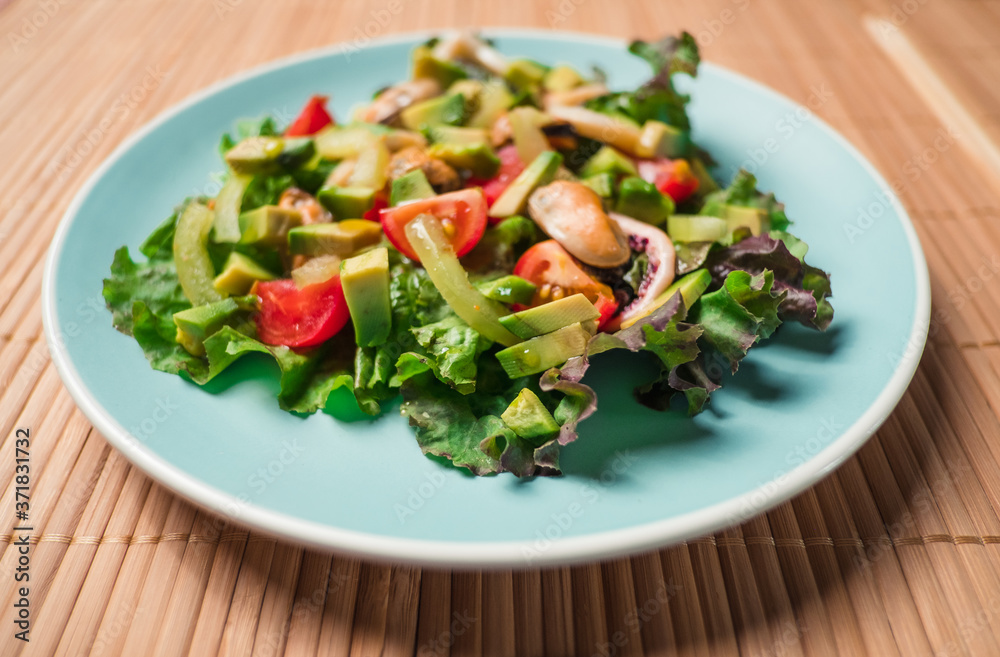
[255,276,349,348]
[467,145,525,219]
[284,95,334,137]
[637,158,700,202]
[363,192,388,222]
[380,188,487,262]
[514,240,619,328]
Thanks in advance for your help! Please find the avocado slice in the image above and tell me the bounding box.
[580,172,615,198]
[501,388,560,445]
[489,150,563,219]
[667,214,728,243]
[498,293,600,340]
[495,322,591,378]
[238,205,303,246]
[543,65,584,92]
[620,269,713,329]
[400,93,466,131]
[635,121,688,159]
[411,45,467,87]
[317,186,376,219]
[213,252,275,296]
[341,246,392,347]
[287,220,383,257]
[276,137,316,170]
[615,177,674,226]
[390,169,435,205]
[224,136,284,175]
[580,145,638,179]
[505,59,547,92]
[723,205,768,235]
[427,142,500,178]
[467,80,514,128]
[427,125,489,145]
[476,275,537,305]
[173,297,240,356]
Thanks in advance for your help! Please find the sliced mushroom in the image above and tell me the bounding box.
[527,181,630,268]
[279,188,332,225]
[545,105,643,155]
[357,78,441,125]
[432,32,509,76]
[603,213,676,331]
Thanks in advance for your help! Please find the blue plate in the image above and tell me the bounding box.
[42,30,929,567]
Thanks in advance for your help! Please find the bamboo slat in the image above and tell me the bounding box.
[5,0,1000,654]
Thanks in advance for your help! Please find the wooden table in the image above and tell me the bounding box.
[4,0,1000,654]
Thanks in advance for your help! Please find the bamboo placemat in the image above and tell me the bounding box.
[3,0,1000,654]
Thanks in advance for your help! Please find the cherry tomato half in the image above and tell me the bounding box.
[637,158,700,203]
[467,145,525,220]
[255,276,349,348]
[380,188,487,262]
[284,95,335,137]
[514,240,619,328]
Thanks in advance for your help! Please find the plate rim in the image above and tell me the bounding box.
[41,28,931,568]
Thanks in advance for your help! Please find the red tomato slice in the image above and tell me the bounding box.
[380,188,487,262]
[284,95,335,137]
[514,240,619,328]
[467,145,525,219]
[255,276,349,347]
[363,192,388,222]
[637,158,700,202]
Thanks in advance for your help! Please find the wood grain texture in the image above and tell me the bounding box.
[4,0,1000,654]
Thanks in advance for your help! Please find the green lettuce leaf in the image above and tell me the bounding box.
[410,315,490,394]
[701,169,790,231]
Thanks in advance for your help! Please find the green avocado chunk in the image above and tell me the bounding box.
[411,45,467,87]
[495,322,591,378]
[390,169,435,206]
[427,142,500,178]
[400,93,466,131]
[499,293,600,340]
[173,297,240,356]
[224,136,285,175]
[341,246,392,347]
[580,145,637,179]
[580,172,615,198]
[287,220,383,257]
[501,388,560,445]
[475,275,537,305]
[614,177,674,226]
[317,185,376,220]
[238,205,303,246]
[213,252,275,296]
[488,150,563,219]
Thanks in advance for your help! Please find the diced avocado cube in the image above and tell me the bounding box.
[317,186,377,219]
[690,157,720,194]
[447,79,485,102]
[580,145,637,178]
[467,80,514,128]
[620,269,712,329]
[427,142,500,178]
[581,172,615,198]
[341,247,392,347]
[476,275,537,305]
[495,322,591,378]
[543,65,584,92]
[400,93,467,131]
[411,45,468,87]
[313,126,379,159]
[390,169,435,206]
[723,205,768,235]
[615,177,674,226]
[213,252,275,296]
[501,388,560,445]
[489,150,563,219]
[225,136,285,175]
[276,137,316,170]
[238,205,303,245]
[635,121,688,159]
[173,297,240,356]
[499,293,599,340]
[667,214,728,243]
[287,220,383,257]
[505,59,547,91]
[427,125,490,145]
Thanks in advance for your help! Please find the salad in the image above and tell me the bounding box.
[104,32,833,477]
